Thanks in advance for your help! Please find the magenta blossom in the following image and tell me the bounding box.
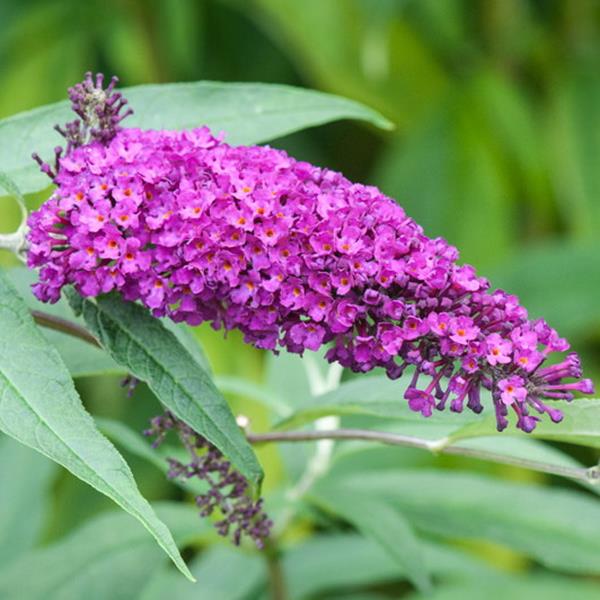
[27,79,595,434]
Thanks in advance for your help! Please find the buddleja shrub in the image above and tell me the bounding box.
[0,73,599,597]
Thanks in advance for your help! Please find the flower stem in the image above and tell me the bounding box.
[289,359,343,499]
[0,173,29,260]
[0,231,27,260]
[31,310,102,348]
[264,542,287,600]
[247,428,600,484]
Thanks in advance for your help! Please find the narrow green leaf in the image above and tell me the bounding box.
[141,546,264,600]
[97,417,204,495]
[162,319,211,374]
[275,375,478,431]
[283,533,494,600]
[0,81,393,195]
[321,469,600,573]
[0,503,205,600]
[8,266,211,379]
[531,398,600,449]
[0,270,193,581]
[310,488,431,592]
[214,374,291,417]
[7,267,123,377]
[96,417,166,471]
[406,576,600,600]
[0,435,56,564]
[446,398,600,451]
[0,171,26,221]
[73,292,263,488]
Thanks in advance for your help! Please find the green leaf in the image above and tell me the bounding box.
[318,469,600,573]
[0,81,393,195]
[141,546,264,600]
[97,417,204,495]
[0,269,192,581]
[73,291,263,488]
[446,398,600,451]
[273,370,600,483]
[406,576,600,600]
[329,430,600,496]
[214,374,291,417]
[237,0,446,129]
[0,171,26,222]
[0,503,205,600]
[164,320,211,374]
[8,266,210,379]
[531,398,600,448]
[310,488,431,592]
[275,375,478,431]
[7,267,123,377]
[96,417,166,471]
[282,533,494,600]
[0,435,56,564]
[266,350,314,408]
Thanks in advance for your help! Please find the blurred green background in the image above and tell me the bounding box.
[1,1,600,598]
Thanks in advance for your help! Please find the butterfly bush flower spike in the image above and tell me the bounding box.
[28,73,595,434]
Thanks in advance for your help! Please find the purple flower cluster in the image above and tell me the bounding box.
[27,79,594,433]
[145,412,272,548]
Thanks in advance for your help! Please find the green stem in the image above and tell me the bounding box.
[287,361,343,501]
[0,172,29,261]
[247,428,600,485]
[0,230,27,260]
[264,542,287,600]
[31,310,102,348]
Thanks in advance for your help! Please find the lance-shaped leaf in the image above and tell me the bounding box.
[0,81,393,195]
[7,266,209,379]
[282,533,495,599]
[445,398,600,451]
[275,375,480,431]
[7,267,122,378]
[0,435,56,565]
[310,486,431,592]
[70,291,263,488]
[0,269,193,580]
[318,469,600,574]
[0,503,206,600]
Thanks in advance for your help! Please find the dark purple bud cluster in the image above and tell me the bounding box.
[144,412,272,549]
[33,72,132,180]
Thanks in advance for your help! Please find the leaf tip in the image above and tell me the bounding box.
[378,116,396,131]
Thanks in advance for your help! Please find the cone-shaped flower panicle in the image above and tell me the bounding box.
[27,74,595,433]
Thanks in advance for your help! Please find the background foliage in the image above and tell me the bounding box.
[1,1,600,598]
